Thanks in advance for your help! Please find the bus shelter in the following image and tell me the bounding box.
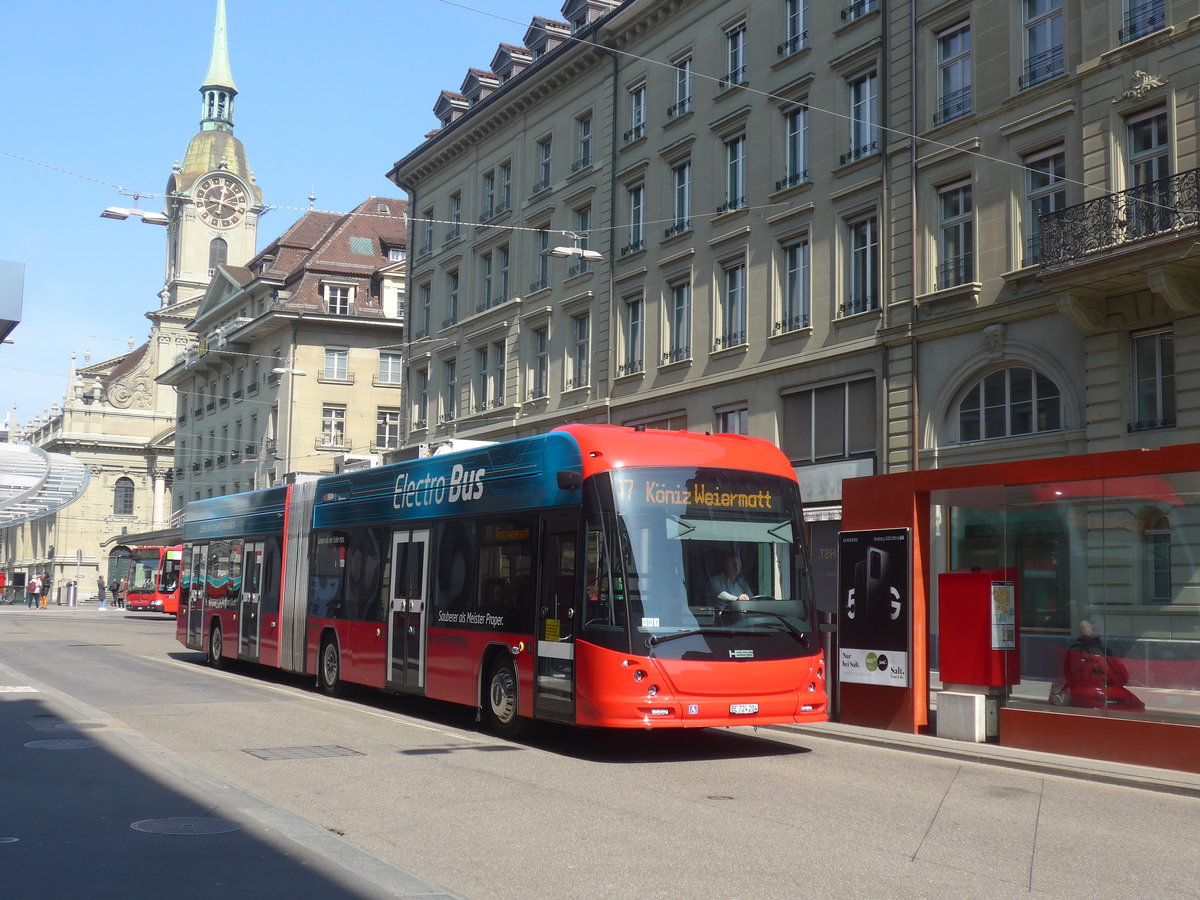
[840,443,1200,773]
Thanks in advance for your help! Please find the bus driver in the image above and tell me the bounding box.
[710,552,752,604]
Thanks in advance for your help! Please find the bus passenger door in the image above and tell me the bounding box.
[387,529,429,691]
[185,544,208,651]
[536,518,577,723]
[239,541,264,660]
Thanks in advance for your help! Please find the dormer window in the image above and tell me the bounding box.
[323,282,355,316]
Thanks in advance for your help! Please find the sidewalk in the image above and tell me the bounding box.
[779,720,1200,798]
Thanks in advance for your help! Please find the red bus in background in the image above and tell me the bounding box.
[127,545,183,614]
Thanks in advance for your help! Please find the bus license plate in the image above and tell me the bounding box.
[729,703,759,715]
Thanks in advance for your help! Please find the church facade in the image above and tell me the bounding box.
[0,0,262,593]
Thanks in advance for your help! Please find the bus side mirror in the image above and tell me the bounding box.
[557,471,582,490]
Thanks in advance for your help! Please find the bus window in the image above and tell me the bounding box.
[260,535,282,616]
[161,551,182,594]
[310,533,347,619]
[345,527,389,622]
[433,520,475,617]
[207,540,231,608]
[477,519,535,634]
[228,540,244,608]
[582,514,630,651]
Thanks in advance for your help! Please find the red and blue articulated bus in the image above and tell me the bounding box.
[126,545,183,614]
[177,425,827,736]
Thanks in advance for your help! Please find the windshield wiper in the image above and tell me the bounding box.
[737,608,812,648]
[645,628,761,649]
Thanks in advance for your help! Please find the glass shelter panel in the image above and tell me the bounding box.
[933,474,1200,723]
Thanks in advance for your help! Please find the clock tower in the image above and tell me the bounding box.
[160,0,262,310]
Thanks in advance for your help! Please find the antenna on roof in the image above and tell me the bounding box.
[308,190,315,211]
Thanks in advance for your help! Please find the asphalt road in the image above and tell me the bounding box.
[2,605,1198,898]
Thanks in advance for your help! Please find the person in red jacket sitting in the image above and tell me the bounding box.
[1064,620,1145,712]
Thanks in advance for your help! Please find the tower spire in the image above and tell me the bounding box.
[200,0,238,133]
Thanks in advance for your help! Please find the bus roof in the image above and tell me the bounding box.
[182,427,798,540]
[553,424,797,481]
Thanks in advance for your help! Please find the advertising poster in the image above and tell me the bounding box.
[990,581,1016,650]
[837,528,911,687]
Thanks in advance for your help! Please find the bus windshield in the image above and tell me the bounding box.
[584,467,817,659]
[129,549,163,593]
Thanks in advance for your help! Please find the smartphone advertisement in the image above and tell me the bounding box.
[838,528,911,687]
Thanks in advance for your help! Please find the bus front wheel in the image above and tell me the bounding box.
[484,657,522,739]
[208,625,224,669]
[318,636,343,697]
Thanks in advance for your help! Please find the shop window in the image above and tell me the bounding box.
[958,366,1061,442]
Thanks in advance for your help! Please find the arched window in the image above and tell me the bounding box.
[958,366,1061,442]
[113,477,135,516]
[209,238,228,271]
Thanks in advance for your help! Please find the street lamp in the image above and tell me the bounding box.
[100,191,169,226]
[546,230,603,262]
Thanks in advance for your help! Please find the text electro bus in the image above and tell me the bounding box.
[126,545,183,614]
[177,425,827,734]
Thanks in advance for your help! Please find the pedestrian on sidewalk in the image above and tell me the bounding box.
[39,572,51,609]
[26,574,40,609]
[96,574,107,607]
[113,576,128,610]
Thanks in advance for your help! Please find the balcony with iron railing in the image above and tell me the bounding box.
[664,219,691,239]
[937,252,974,291]
[716,196,747,216]
[933,86,972,126]
[773,313,810,335]
[776,170,809,191]
[661,346,690,365]
[778,32,807,56]
[1120,0,1165,43]
[623,123,645,143]
[719,65,747,89]
[840,140,878,165]
[667,96,692,118]
[617,359,644,377]
[1038,168,1200,271]
[841,0,878,21]
[713,330,746,351]
[1019,46,1064,89]
[840,296,878,316]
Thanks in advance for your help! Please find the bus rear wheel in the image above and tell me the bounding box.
[484,657,522,739]
[208,625,224,669]
[318,636,343,697]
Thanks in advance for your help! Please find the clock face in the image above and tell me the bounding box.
[195,175,248,229]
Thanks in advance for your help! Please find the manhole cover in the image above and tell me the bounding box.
[130,817,242,836]
[54,722,105,731]
[24,739,99,751]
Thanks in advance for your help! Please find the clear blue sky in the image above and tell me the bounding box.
[1,0,548,428]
